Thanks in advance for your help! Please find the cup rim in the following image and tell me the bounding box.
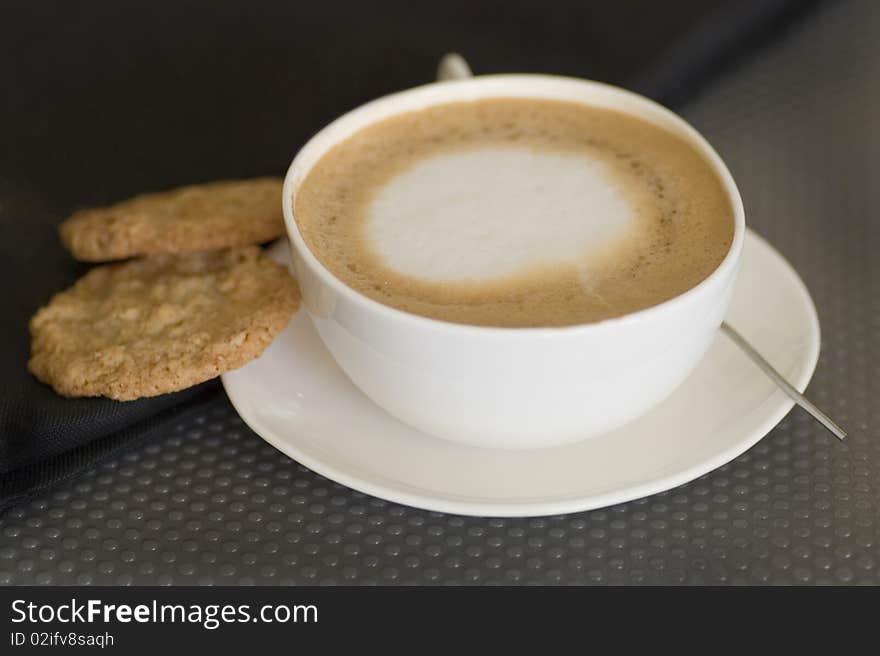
[282,73,746,337]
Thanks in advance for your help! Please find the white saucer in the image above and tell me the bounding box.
[222,229,820,517]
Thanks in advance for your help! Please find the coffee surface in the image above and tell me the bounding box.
[294,98,734,327]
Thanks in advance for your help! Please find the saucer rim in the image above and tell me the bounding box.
[222,228,819,517]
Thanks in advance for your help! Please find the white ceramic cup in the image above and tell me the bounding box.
[282,74,745,449]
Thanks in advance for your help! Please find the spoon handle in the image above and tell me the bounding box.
[720,322,846,440]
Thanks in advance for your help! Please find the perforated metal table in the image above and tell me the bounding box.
[1,0,877,585]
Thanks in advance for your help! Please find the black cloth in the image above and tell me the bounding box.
[0,0,819,513]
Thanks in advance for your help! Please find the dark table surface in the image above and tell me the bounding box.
[2,0,878,584]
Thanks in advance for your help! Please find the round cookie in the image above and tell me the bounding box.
[59,178,286,261]
[29,247,300,400]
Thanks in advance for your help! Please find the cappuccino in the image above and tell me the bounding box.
[294,98,734,327]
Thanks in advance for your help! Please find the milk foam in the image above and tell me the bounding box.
[367,147,634,281]
[294,97,735,327]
